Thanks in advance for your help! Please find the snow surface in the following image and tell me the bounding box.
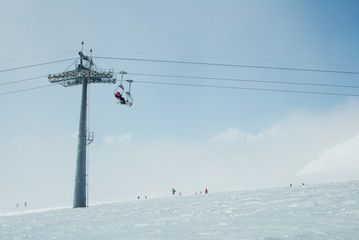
[1,181,359,240]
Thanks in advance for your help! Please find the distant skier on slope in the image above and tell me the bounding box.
[171,188,176,195]
[205,188,208,194]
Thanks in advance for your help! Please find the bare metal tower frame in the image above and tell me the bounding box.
[48,46,116,208]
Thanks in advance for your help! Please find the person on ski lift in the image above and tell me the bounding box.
[115,91,126,104]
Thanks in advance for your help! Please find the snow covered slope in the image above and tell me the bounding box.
[297,133,359,181]
[1,181,359,240]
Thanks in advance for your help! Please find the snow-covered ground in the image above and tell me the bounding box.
[1,181,359,240]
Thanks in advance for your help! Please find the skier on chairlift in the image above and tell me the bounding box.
[114,91,126,105]
[114,78,133,106]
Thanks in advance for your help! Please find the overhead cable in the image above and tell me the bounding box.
[0,84,55,96]
[1,55,358,75]
[2,71,359,90]
[0,75,46,86]
[1,79,358,97]
[135,80,359,97]
[0,58,78,73]
[128,72,359,89]
[95,56,359,75]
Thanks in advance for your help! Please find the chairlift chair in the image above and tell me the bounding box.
[114,73,134,107]
[125,79,134,106]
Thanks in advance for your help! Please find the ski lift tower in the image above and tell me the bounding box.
[48,45,116,208]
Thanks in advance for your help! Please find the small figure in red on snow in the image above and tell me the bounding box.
[205,188,208,194]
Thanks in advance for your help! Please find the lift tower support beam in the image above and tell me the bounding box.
[48,45,117,208]
[73,77,88,208]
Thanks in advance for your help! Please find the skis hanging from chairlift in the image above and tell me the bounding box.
[114,71,133,107]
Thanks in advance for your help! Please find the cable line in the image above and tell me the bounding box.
[2,72,359,90]
[0,84,55,96]
[135,80,359,97]
[1,78,358,97]
[95,56,359,75]
[128,72,359,89]
[0,75,46,86]
[2,74,359,97]
[0,58,78,73]
[2,71,359,91]
[1,55,358,76]
[64,57,80,72]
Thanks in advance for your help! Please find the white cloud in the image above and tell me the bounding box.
[3,100,359,208]
[70,131,78,140]
[207,99,359,186]
[209,128,257,143]
[101,133,133,144]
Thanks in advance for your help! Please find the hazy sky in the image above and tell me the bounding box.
[1,0,359,209]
